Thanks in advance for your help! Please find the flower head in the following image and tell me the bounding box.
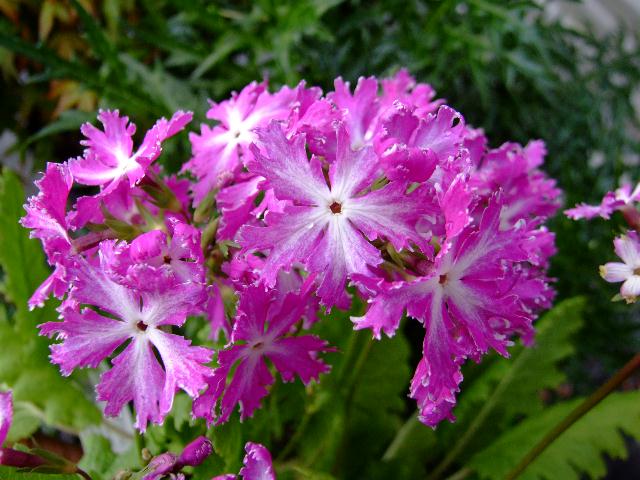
[40,244,211,431]
[70,110,192,195]
[353,196,536,425]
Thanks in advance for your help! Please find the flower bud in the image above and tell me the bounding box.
[177,436,213,467]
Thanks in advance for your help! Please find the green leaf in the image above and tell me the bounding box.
[0,171,100,437]
[211,418,243,472]
[469,391,640,480]
[22,110,95,148]
[78,431,140,480]
[69,0,123,73]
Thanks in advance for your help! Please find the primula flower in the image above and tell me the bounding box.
[185,81,297,204]
[239,122,427,307]
[193,282,331,424]
[70,109,192,195]
[600,232,640,303]
[40,244,212,431]
[213,442,276,480]
[566,182,640,224]
[353,196,535,426]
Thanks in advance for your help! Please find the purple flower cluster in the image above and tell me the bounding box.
[22,70,560,440]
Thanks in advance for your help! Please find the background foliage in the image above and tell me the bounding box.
[1,0,639,479]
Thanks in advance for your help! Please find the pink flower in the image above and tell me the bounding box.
[193,282,331,424]
[566,183,640,221]
[185,82,297,204]
[0,391,11,446]
[40,244,212,431]
[239,122,427,307]
[70,110,192,195]
[352,196,536,426]
[600,232,640,303]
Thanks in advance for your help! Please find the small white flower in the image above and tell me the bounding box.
[600,232,640,303]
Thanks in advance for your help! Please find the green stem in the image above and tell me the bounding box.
[382,414,421,461]
[444,467,473,480]
[276,409,312,462]
[504,352,640,480]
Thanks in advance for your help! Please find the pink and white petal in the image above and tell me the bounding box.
[238,206,328,288]
[565,192,622,220]
[307,216,381,307]
[328,126,379,199]
[410,292,465,427]
[0,391,12,446]
[411,105,465,160]
[329,76,379,150]
[247,123,329,205]
[21,162,74,250]
[380,145,438,183]
[68,256,141,323]
[267,336,330,384]
[219,353,273,423]
[347,183,429,252]
[238,442,276,480]
[147,329,213,414]
[438,173,472,239]
[192,365,230,426]
[97,338,165,432]
[233,286,274,343]
[141,282,206,328]
[621,275,640,301]
[600,262,633,283]
[613,232,640,267]
[80,110,135,165]
[41,308,131,376]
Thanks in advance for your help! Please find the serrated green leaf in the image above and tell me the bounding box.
[469,391,640,480]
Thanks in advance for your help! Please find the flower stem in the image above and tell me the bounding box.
[505,352,640,480]
[382,414,420,461]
